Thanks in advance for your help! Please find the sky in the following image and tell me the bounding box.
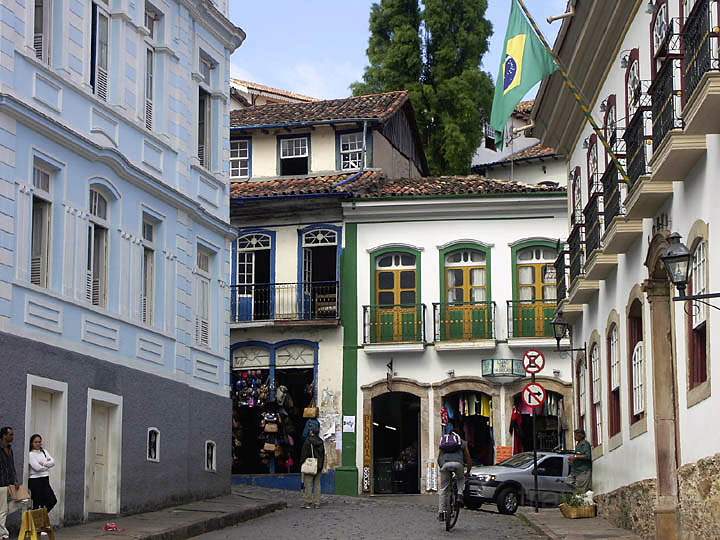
[228,0,568,100]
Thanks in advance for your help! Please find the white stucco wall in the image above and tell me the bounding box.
[484,158,567,186]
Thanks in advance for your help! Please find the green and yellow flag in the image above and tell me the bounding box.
[490,0,557,149]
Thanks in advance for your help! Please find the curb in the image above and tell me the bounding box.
[516,510,556,540]
[140,501,287,540]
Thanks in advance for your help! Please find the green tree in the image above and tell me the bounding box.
[353,0,494,175]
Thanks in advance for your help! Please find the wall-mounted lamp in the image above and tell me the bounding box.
[582,137,590,149]
[620,50,632,69]
[645,0,657,14]
[600,99,608,113]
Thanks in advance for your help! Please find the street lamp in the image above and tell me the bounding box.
[551,312,569,349]
[661,232,692,297]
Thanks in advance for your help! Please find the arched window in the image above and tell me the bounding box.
[511,243,557,338]
[438,244,492,341]
[627,297,645,422]
[607,323,621,437]
[688,239,708,388]
[571,167,582,225]
[302,229,337,246]
[236,232,273,321]
[589,343,602,447]
[604,95,618,154]
[147,428,160,462]
[232,345,271,370]
[577,359,587,434]
[652,1,669,61]
[625,51,641,120]
[586,134,599,194]
[87,188,110,307]
[371,249,421,343]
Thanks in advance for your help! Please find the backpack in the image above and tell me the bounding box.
[439,432,461,452]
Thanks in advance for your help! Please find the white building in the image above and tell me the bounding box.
[343,176,573,496]
[534,1,720,538]
[0,0,243,525]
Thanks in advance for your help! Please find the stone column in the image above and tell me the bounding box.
[643,278,680,540]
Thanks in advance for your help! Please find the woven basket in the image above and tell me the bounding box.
[559,503,596,519]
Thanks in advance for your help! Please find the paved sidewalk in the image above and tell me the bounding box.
[53,489,285,540]
[518,507,641,539]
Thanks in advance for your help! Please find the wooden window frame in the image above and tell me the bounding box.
[607,322,622,437]
[627,297,645,423]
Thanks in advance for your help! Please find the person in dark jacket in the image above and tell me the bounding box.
[0,427,19,540]
[300,427,325,509]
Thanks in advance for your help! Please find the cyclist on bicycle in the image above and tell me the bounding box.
[437,427,472,521]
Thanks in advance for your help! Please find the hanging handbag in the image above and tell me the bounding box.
[263,442,276,452]
[303,406,319,419]
[8,484,31,502]
[301,443,318,475]
[264,422,278,433]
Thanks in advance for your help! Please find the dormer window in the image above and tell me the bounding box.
[279,136,309,175]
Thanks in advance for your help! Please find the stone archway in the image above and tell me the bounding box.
[432,377,501,464]
[504,376,574,451]
[643,230,681,540]
[361,378,430,494]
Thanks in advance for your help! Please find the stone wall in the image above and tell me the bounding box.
[595,478,657,539]
[678,453,720,540]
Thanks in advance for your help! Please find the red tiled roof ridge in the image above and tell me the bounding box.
[230,78,318,102]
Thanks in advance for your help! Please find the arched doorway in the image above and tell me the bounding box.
[441,391,495,465]
[371,392,421,494]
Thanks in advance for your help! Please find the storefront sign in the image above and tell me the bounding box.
[342,415,356,433]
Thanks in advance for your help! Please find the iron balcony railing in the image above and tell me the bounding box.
[568,222,586,285]
[554,247,570,303]
[651,57,684,150]
[583,192,604,259]
[231,281,339,323]
[600,159,627,226]
[507,300,557,339]
[624,104,653,186]
[587,171,602,197]
[433,301,496,342]
[363,304,426,344]
[683,0,720,105]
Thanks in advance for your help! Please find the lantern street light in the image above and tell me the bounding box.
[550,311,587,358]
[662,232,720,309]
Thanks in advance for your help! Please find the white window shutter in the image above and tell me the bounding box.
[145,98,153,130]
[34,34,43,60]
[96,66,108,101]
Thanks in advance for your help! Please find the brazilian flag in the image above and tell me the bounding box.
[490,0,558,149]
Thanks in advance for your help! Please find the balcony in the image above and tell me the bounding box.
[230,281,339,326]
[601,160,642,254]
[624,89,652,187]
[583,192,618,280]
[507,300,556,347]
[433,301,496,350]
[567,222,599,304]
[650,56,706,181]
[683,0,720,134]
[362,304,426,352]
[554,247,583,322]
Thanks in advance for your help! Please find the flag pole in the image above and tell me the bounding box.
[516,0,630,185]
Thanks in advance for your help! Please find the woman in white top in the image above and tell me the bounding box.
[27,434,57,513]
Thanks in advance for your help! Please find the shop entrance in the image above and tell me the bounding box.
[442,391,494,466]
[372,392,420,494]
[510,390,566,454]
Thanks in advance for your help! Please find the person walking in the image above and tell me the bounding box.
[0,427,19,540]
[28,434,57,513]
[568,428,593,494]
[300,427,324,509]
[437,429,472,522]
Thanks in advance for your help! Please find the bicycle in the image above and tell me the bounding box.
[443,470,461,531]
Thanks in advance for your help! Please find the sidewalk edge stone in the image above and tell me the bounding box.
[516,510,557,540]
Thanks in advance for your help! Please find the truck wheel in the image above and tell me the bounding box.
[496,487,520,515]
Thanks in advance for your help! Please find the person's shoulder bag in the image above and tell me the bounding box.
[301,443,318,475]
[8,484,31,502]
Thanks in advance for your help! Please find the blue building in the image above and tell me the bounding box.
[0,0,243,525]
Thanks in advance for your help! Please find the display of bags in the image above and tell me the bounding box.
[264,422,278,433]
[301,445,318,475]
[303,406,319,418]
[8,484,31,502]
[263,442,276,452]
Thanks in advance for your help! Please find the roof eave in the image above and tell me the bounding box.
[230,118,384,132]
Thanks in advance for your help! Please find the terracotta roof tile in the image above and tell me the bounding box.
[230,172,564,201]
[230,79,318,103]
[230,91,409,128]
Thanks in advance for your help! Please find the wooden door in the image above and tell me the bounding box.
[516,247,557,337]
[89,404,110,513]
[31,389,62,523]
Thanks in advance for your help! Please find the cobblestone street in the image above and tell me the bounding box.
[194,487,544,540]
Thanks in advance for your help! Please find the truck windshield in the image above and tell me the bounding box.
[497,453,536,468]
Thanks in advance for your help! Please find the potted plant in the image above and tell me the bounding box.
[559,492,597,519]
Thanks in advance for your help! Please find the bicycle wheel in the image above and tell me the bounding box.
[445,478,460,531]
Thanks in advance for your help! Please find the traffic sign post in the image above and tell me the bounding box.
[522,349,546,514]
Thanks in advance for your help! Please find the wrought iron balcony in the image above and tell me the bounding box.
[433,301,495,342]
[583,192,604,259]
[568,222,586,284]
[683,0,720,105]
[624,104,652,186]
[587,172,602,197]
[650,57,683,150]
[609,126,626,158]
[507,300,557,339]
[231,281,339,323]
[600,160,626,226]
[363,304,426,344]
[554,247,570,303]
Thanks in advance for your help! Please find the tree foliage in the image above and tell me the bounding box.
[353,0,494,175]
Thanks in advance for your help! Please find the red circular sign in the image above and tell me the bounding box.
[521,382,547,410]
[522,349,546,374]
